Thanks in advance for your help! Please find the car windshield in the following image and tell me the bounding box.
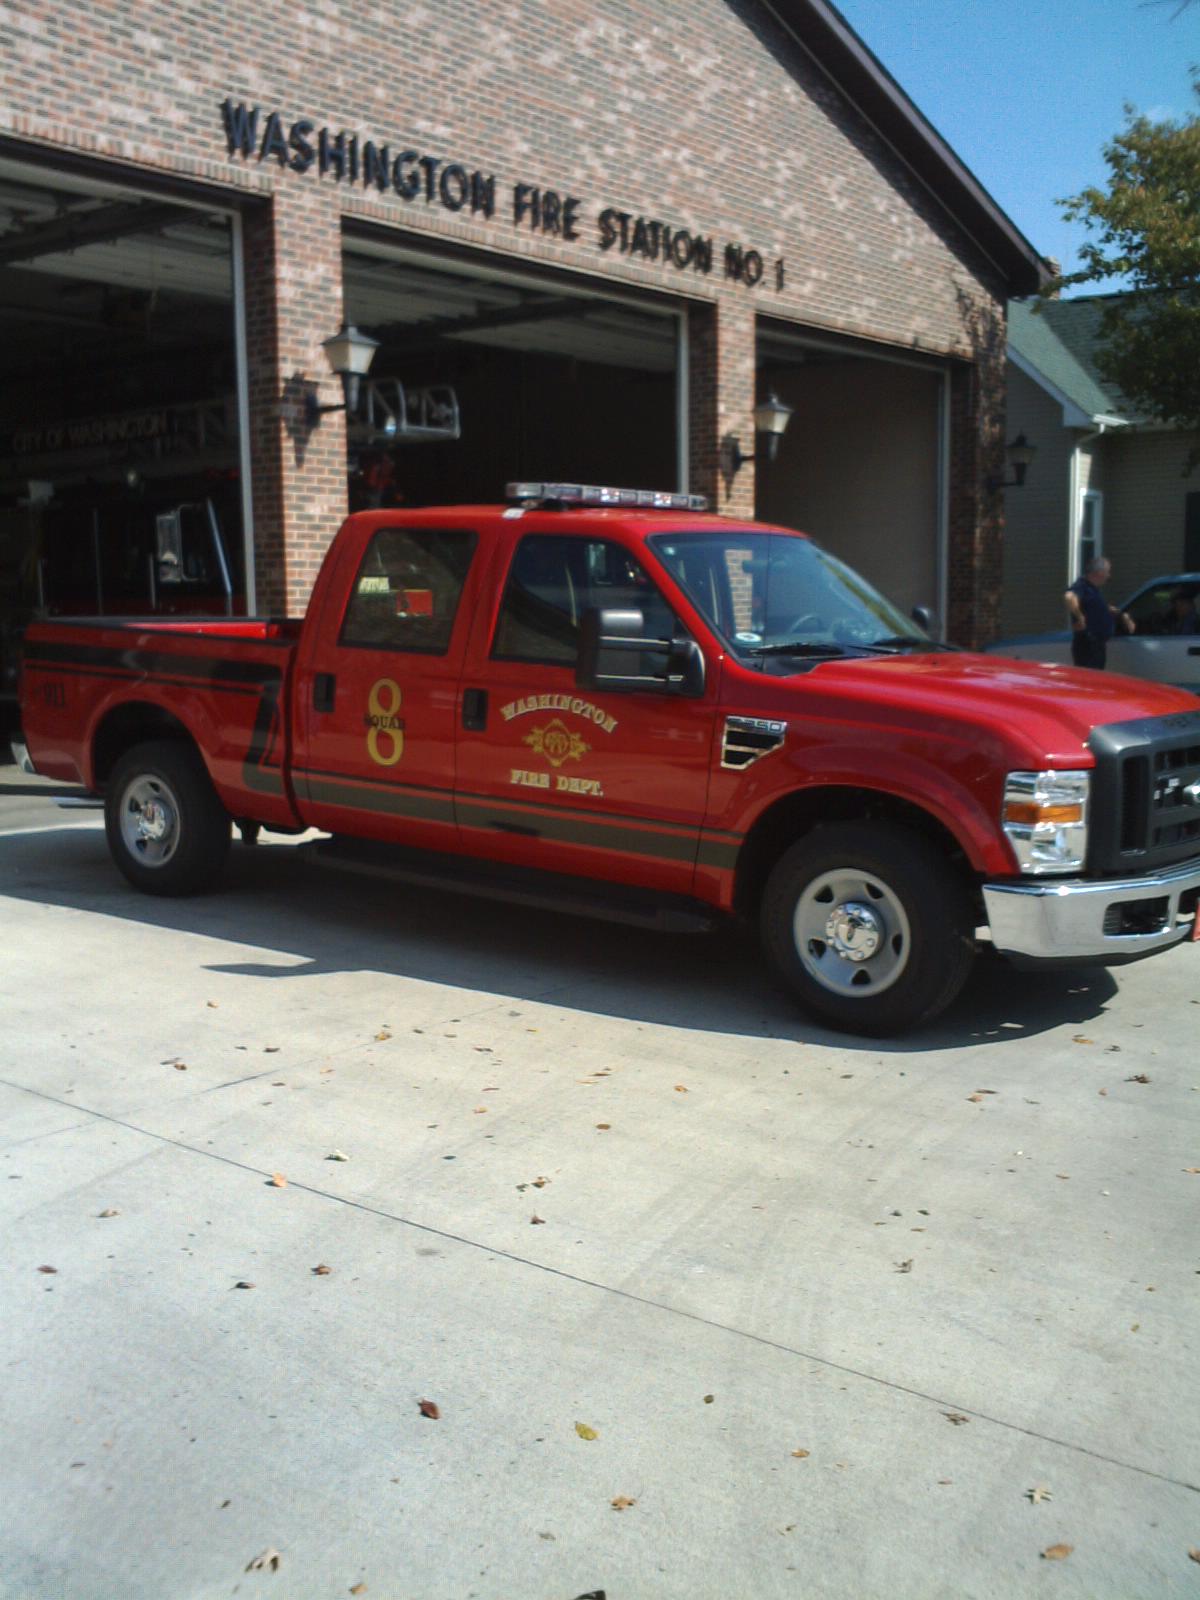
[648,530,933,660]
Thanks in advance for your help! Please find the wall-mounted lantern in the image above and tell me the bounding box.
[305,325,380,429]
[723,391,795,477]
[987,432,1037,491]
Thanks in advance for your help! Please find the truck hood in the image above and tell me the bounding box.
[794,649,1197,761]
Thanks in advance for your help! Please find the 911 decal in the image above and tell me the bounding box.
[365,678,405,766]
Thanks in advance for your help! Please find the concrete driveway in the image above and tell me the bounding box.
[1,764,1197,1599]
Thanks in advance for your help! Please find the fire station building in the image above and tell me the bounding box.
[0,0,1047,698]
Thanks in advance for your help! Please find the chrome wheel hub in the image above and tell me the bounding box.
[825,900,883,962]
[793,868,911,998]
[119,776,180,867]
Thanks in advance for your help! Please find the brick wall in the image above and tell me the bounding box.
[1,0,1011,634]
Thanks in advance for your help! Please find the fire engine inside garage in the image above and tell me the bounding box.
[0,157,248,704]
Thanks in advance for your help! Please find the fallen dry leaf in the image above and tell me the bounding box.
[36,1266,57,1275]
[1099,1088,1108,1096]
[207,1001,218,1008]
[269,1173,287,1187]
[234,1281,255,1290]
[418,1399,440,1419]
[703,1395,714,1404]
[895,1259,913,1273]
[791,1448,810,1459]
[610,1496,636,1511]
[97,1209,120,1219]
[1055,1173,1070,1180]
[596,1123,611,1131]
[173,1062,188,1071]
[312,1264,331,1276]
[326,1151,349,1162]
[473,1107,488,1114]
[530,1214,546,1225]
[1126,1074,1151,1084]
[1041,1544,1073,1561]
[966,1093,985,1103]
[673,1084,688,1093]
[531,1177,549,1188]
[246,1548,281,1571]
[1026,1485,1053,1504]
[943,1412,969,1425]
[264,1047,280,1054]
[1072,1035,1094,1045]
[350,1585,368,1596]
[1189,1549,1200,1564]
[574,1422,598,1441]
[375,1031,391,1042]
[1184,1168,1200,1174]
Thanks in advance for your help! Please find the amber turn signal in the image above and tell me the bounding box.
[1003,800,1084,827]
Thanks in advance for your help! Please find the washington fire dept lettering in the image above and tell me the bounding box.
[500,693,617,733]
[503,694,609,798]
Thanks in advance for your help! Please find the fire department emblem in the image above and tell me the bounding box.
[524,718,589,768]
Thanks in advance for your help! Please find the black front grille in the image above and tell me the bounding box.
[1090,710,1200,875]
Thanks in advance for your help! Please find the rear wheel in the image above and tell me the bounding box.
[104,741,230,896]
[760,821,975,1035]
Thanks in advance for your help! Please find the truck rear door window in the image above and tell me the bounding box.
[493,534,675,664]
[340,527,477,654]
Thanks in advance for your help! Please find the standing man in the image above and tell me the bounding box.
[1065,556,1134,669]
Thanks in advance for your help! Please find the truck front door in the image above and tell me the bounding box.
[293,519,482,848]
[455,530,718,895]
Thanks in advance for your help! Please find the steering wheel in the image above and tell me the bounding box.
[786,612,826,634]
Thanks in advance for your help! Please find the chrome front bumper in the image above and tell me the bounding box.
[983,856,1200,963]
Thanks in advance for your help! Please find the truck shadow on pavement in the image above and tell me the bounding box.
[1,823,1119,1052]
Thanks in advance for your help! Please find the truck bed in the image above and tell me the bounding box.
[19,616,304,827]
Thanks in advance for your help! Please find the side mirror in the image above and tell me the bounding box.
[576,607,706,696]
[911,604,939,638]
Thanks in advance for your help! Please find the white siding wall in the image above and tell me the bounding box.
[1103,430,1200,594]
[999,366,1073,635]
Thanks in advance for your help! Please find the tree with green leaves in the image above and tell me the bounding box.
[1054,77,1200,442]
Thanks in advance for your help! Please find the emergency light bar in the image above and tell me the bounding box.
[506,481,708,511]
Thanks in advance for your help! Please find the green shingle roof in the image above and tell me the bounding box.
[1008,297,1140,422]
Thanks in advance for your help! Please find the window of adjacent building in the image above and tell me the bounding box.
[340,527,477,653]
[492,535,676,665]
[1077,491,1103,577]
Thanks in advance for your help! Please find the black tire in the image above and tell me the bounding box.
[104,740,230,897]
[760,821,975,1036]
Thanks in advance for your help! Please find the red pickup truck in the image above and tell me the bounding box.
[16,483,1200,1034]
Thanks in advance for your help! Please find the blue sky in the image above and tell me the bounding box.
[834,0,1195,289]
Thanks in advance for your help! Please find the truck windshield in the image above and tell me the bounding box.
[648,530,933,660]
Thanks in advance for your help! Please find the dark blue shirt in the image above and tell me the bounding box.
[1069,577,1114,640]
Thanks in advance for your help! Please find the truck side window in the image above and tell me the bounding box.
[340,527,477,655]
[494,535,675,664]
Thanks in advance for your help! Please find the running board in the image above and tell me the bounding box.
[301,834,719,934]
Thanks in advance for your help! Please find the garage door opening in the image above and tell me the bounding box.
[0,157,246,702]
[342,236,683,512]
[754,323,947,623]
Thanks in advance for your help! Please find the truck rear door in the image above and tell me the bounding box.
[455,526,718,894]
[292,516,483,848]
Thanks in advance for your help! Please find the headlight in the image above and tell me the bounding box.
[1002,769,1090,875]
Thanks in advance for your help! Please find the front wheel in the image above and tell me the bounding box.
[104,740,230,896]
[760,822,975,1035]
